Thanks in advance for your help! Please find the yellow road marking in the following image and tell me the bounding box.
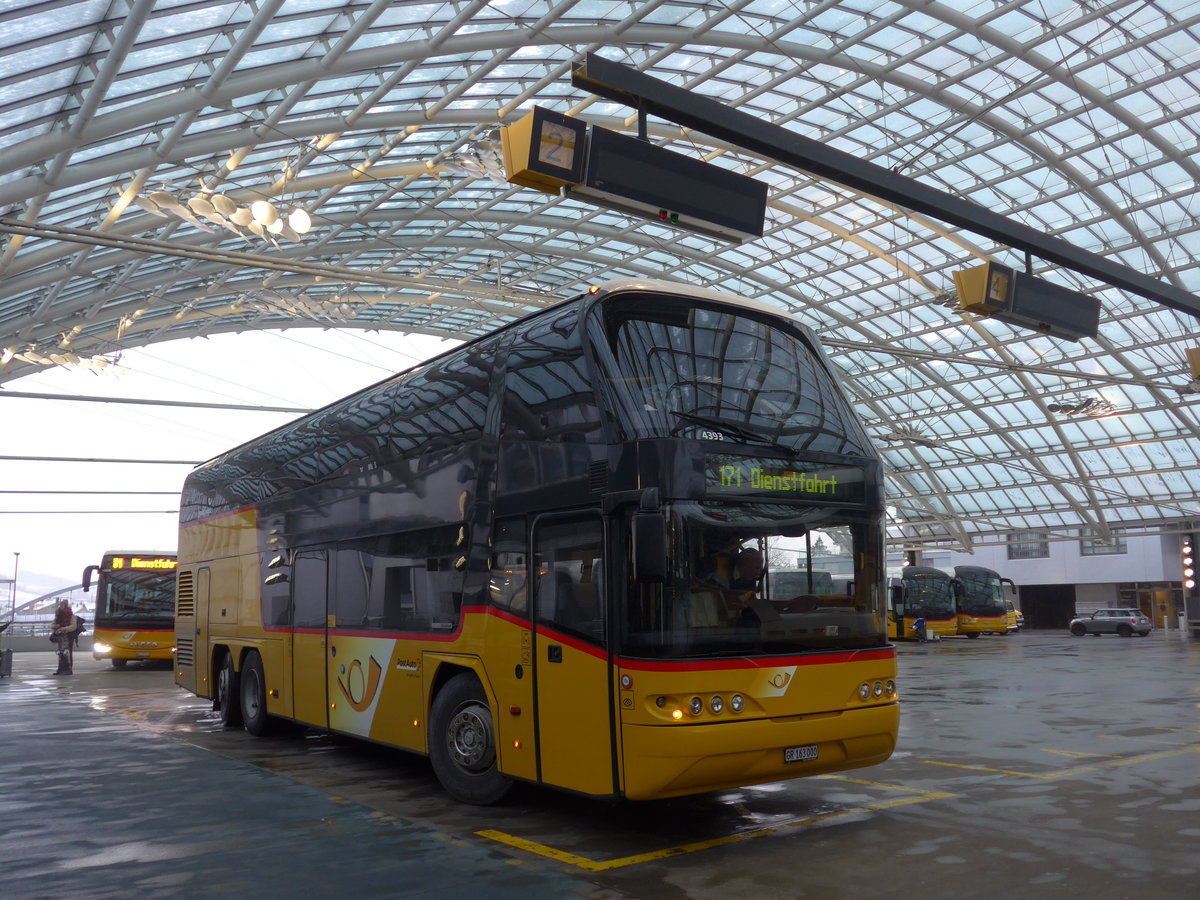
[1041,748,1120,759]
[477,780,953,871]
[925,744,1200,780]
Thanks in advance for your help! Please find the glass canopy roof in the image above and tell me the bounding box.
[1,0,1198,553]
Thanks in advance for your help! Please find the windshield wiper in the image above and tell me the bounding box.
[671,411,783,447]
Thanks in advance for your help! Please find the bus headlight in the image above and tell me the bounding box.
[873,681,884,698]
[710,696,724,714]
[689,697,704,716]
[93,642,112,655]
[886,680,897,697]
[730,694,744,712]
[858,683,870,700]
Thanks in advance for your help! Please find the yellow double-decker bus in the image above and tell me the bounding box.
[955,564,1016,637]
[174,279,898,804]
[82,552,178,666]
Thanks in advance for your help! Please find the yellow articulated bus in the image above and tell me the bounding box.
[175,279,898,804]
[82,552,178,667]
[954,565,1017,637]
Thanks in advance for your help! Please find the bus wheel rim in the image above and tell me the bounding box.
[446,703,494,771]
[245,669,260,717]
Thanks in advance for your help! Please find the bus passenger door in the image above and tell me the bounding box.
[291,550,329,728]
[532,514,614,795]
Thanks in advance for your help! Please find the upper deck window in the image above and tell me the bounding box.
[592,294,873,457]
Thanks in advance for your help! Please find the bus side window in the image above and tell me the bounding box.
[292,551,327,628]
[534,515,605,645]
[489,517,528,615]
[329,525,465,633]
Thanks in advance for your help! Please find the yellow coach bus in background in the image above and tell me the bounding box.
[955,565,1017,637]
[83,552,178,667]
[174,279,898,804]
[889,566,961,640]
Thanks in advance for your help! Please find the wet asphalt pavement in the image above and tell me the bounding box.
[1,629,1197,899]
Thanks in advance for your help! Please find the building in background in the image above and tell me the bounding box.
[897,523,1195,632]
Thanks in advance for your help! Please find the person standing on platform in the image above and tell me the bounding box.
[51,599,79,675]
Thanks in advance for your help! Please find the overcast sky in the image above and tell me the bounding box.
[1,326,457,604]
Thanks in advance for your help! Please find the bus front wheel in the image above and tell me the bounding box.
[216,651,243,728]
[429,673,512,805]
[240,651,273,736]
[111,659,127,668]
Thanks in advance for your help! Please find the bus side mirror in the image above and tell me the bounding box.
[82,565,99,593]
[632,512,666,583]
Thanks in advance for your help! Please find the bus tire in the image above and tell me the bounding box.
[240,651,273,736]
[429,672,512,805]
[111,659,127,668]
[966,632,980,639]
[216,651,243,728]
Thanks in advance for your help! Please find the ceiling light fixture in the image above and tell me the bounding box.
[119,187,312,246]
[1046,396,1116,417]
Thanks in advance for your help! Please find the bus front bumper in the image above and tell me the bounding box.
[619,701,899,801]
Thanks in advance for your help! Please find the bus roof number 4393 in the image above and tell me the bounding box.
[785,744,819,763]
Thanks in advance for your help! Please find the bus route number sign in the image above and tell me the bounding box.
[784,744,819,763]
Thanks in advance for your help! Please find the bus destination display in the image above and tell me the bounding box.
[106,556,178,571]
[706,455,865,502]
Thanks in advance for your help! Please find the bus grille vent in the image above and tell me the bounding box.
[176,570,195,617]
[588,461,608,494]
[176,637,194,667]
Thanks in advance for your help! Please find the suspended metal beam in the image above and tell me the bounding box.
[572,53,1200,320]
[0,218,553,305]
[0,494,177,501]
[0,510,178,514]
[0,390,310,414]
[0,455,201,464]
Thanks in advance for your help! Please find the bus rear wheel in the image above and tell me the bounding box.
[429,673,512,805]
[216,651,243,728]
[240,651,273,736]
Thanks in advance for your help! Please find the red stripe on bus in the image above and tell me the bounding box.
[260,608,891,670]
[616,647,895,672]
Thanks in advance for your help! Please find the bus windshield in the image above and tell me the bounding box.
[98,570,176,624]
[624,502,886,658]
[596,294,875,457]
[956,569,1007,616]
[904,572,957,618]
